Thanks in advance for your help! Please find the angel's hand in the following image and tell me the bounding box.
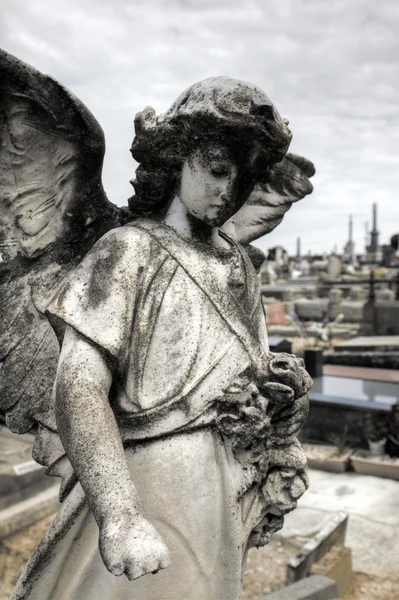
[99,513,171,581]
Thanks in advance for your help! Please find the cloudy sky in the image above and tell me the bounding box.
[1,0,398,255]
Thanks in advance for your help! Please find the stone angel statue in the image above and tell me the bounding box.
[0,48,315,600]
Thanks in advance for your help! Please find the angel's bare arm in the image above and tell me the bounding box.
[54,326,170,580]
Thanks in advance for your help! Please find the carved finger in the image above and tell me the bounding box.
[125,562,145,581]
[158,553,171,570]
[107,561,124,576]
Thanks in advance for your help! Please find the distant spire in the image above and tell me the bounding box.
[372,202,377,232]
[343,214,355,264]
[368,203,380,257]
[296,237,301,259]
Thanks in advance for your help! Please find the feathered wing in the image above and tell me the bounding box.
[0,49,120,260]
[222,153,315,248]
[0,49,123,492]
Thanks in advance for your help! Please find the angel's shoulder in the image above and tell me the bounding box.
[91,221,158,264]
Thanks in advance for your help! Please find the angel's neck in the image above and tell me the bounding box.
[163,195,229,249]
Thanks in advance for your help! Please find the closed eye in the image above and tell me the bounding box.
[209,162,230,178]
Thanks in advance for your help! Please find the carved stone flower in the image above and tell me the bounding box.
[262,467,309,516]
[215,374,272,449]
[255,353,313,405]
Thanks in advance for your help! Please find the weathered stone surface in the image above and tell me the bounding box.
[349,285,364,301]
[280,469,399,578]
[295,299,328,321]
[265,301,287,325]
[374,301,399,335]
[327,256,342,279]
[0,427,53,510]
[262,575,339,600]
[287,511,348,583]
[328,288,343,320]
[1,49,315,600]
[375,288,395,302]
[0,485,59,539]
[311,545,353,598]
[340,300,364,322]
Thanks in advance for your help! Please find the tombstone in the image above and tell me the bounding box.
[349,285,364,301]
[328,288,343,320]
[375,288,395,302]
[268,337,293,354]
[306,287,317,299]
[295,299,329,321]
[328,256,342,278]
[282,288,294,302]
[282,288,295,315]
[300,258,311,276]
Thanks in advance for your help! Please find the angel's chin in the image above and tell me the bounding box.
[202,216,226,228]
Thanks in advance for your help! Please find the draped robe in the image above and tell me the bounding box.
[12,219,271,600]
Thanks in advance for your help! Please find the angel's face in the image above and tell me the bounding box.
[179,143,254,227]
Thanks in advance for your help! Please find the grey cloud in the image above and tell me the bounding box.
[1,0,398,254]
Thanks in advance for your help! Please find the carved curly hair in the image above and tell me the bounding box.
[128,76,292,217]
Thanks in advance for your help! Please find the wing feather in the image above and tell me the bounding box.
[223,153,315,246]
[0,50,122,485]
[0,48,116,260]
